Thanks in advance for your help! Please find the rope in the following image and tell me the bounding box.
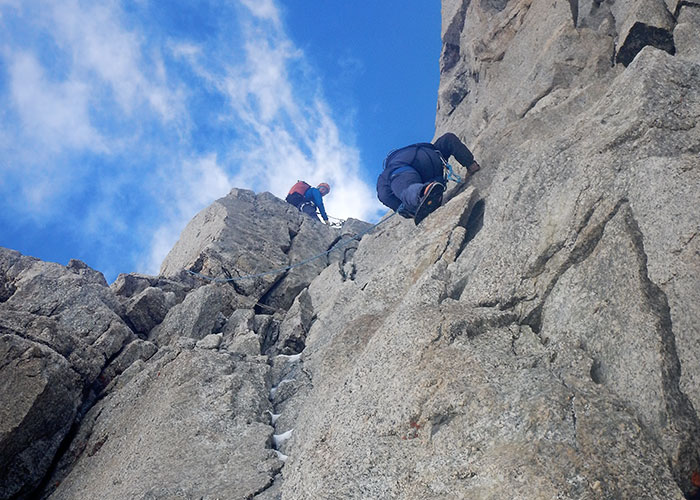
[439,152,463,185]
[186,212,396,283]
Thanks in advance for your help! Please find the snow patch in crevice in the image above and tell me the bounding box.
[272,429,293,448]
[274,450,288,462]
[276,353,302,363]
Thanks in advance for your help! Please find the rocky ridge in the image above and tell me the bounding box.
[0,189,371,499]
[1,0,699,498]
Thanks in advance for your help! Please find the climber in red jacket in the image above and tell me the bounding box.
[285,181,331,223]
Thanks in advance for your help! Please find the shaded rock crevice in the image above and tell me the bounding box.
[622,206,700,493]
[255,273,289,313]
[458,198,485,258]
[444,71,477,117]
[520,84,556,118]
[441,0,469,73]
[616,22,676,66]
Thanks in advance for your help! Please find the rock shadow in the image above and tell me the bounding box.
[461,199,486,253]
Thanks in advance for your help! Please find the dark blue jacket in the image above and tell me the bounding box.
[376,133,475,211]
[376,143,445,211]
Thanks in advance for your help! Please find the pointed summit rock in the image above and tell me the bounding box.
[160,188,341,311]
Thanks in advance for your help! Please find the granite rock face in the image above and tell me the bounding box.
[675,5,700,64]
[44,347,279,500]
[273,1,700,498]
[0,188,370,499]
[274,184,697,499]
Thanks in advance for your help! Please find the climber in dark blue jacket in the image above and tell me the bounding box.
[376,132,480,221]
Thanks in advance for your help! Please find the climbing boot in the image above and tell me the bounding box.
[467,161,481,175]
[396,203,414,219]
[414,182,445,225]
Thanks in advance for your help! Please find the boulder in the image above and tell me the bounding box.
[196,332,223,349]
[274,288,315,355]
[675,6,700,63]
[110,272,192,303]
[0,248,134,499]
[149,283,242,346]
[44,348,281,500]
[123,286,175,335]
[99,339,158,387]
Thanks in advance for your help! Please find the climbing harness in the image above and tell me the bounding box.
[299,200,316,213]
[186,212,396,283]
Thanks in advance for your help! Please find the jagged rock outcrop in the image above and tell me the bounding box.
[0,251,134,499]
[46,347,278,500]
[159,188,348,312]
[1,1,699,499]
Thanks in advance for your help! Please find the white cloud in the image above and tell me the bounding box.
[2,0,385,279]
[170,42,202,60]
[22,178,58,209]
[1,0,187,215]
[239,0,281,25]
[8,51,105,152]
[47,0,183,121]
[142,154,235,274]
[141,0,385,273]
[208,3,384,221]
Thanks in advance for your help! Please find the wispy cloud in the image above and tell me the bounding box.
[144,154,234,273]
[238,0,282,25]
[46,0,182,121]
[1,0,185,215]
[209,2,381,215]
[8,50,104,152]
[0,0,384,280]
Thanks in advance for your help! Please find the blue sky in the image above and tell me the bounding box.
[0,0,442,283]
